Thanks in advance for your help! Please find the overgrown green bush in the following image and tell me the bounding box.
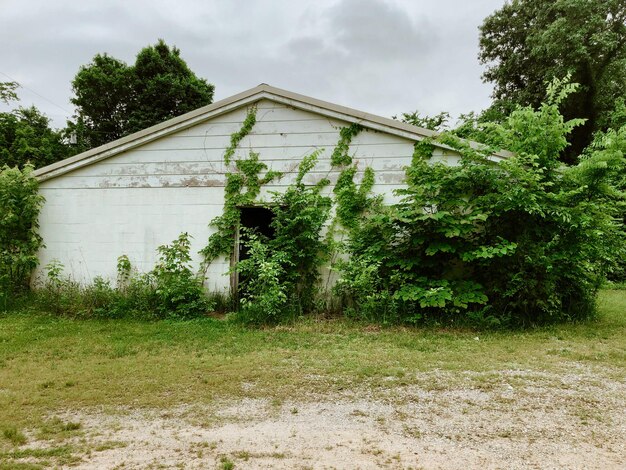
[151,232,213,319]
[234,152,333,324]
[0,164,44,309]
[236,231,290,324]
[582,120,626,282]
[336,80,625,326]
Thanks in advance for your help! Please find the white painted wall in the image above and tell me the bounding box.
[35,99,462,291]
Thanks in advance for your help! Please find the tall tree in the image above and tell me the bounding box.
[70,40,215,149]
[130,40,215,132]
[0,82,71,169]
[479,0,626,162]
[0,107,71,168]
[70,55,132,147]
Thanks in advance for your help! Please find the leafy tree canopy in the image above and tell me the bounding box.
[394,110,451,132]
[0,82,71,169]
[0,81,19,104]
[70,39,215,149]
[479,0,626,162]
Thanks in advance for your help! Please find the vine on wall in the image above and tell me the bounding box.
[230,151,332,324]
[329,123,378,233]
[200,106,281,273]
[199,112,379,314]
[201,113,376,271]
[331,123,363,166]
[223,106,257,165]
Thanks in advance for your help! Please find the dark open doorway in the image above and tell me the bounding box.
[232,206,276,294]
[239,206,275,247]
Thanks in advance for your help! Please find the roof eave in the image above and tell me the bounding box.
[34,84,512,181]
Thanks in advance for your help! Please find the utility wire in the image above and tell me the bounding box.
[0,71,72,116]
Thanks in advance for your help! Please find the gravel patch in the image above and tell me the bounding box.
[8,367,626,470]
[37,367,626,469]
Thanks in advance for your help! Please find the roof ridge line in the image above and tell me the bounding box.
[34,85,512,181]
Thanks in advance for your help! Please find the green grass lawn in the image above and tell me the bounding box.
[0,290,625,466]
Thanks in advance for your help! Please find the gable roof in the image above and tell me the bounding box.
[33,84,512,181]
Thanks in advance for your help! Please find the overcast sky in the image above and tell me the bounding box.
[1,0,506,129]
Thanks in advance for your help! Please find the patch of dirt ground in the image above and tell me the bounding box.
[23,368,626,469]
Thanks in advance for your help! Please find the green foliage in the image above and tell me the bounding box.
[201,111,331,323]
[479,0,626,161]
[151,233,212,319]
[605,98,626,131]
[236,231,289,325]
[331,123,363,166]
[450,111,502,143]
[235,152,333,323]
[116,254,132,288]
[266,151,333,312]
[130,40,215,132]
[34,234,212,319]
[0,165,44,308]
[2,426,27,446]
[337,79,625,326]
[44,259,64,288]
[69,54,132,148]
[70,39,214,149]
[396,110,450,132]
[335,257,401,324]
[200,107,282,271]
[219,457,235,470]
[0,107,71,168]
[330,123,379,237]
[224,107,257,165]
[578,124,626,281]
[333,165,377,231]
[0,81,19,104]
[200,151,282,270]
[215,120,374,323]
[36,259,119,317]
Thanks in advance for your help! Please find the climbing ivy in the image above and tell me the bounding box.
[200,152,281,271]
[200,107,281,273]
[334,165,376,230]
[236,152,332,323]
[223,106,257,165]
[330,123,363,166]
[201,115,378,316]
[412,140,436,164]
[329,123,378,233]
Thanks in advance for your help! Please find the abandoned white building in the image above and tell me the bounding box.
[32,84,509,292]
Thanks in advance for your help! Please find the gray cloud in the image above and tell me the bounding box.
[324,0,435,60]
[0,0,506,129]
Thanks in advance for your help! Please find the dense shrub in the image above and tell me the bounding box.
[336,81,625,326]
[234,152,332,324]
[0,165,44,309]
[151,233,213,319]
[582,122,626,282]
[236,231,290,324]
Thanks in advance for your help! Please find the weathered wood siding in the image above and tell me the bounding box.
[35,99,461,291]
